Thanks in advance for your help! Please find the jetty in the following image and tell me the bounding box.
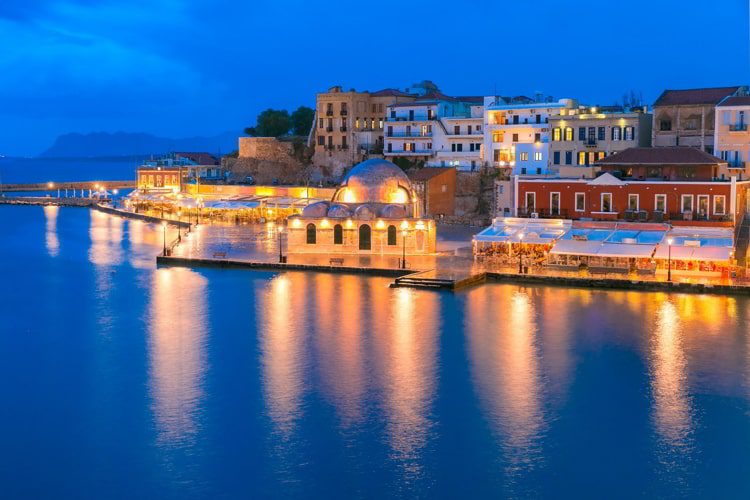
[0,180,134,192]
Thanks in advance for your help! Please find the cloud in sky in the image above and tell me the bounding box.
[0,0,748,155]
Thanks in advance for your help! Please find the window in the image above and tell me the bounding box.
[318,136,325,146]
[565,151,572,165]
[578,151,587,165]
[553,128,561,141]
[598,127,605,140]
[612,127,621,141]
[655,194,666,213]
[575,193,585,212]
[333,224,343,244]
[534,133,541,142]
[578,127,586,140]
[553,151,561,165]
[565,127,573,141]
[601,193,613,212]
[387,143,392,152]
[714,195,726,215]
[519,152,529,161]
[659,119,672,131]
[404,142,412,152]
[697,195,709,216]
[624,126,634,141]
[387,225,397,245]
[550,192,560,215]
[628,194,639,211]
[358,224,371,250]
[306,223,316,244]
[492,131,503,142]
[512,133,519,142]
[597,151,605,160]
[681,194,693,213]
[534,152,543,161]
[454,125,460,134]
[525,192,536,211]
[319,118,324,129]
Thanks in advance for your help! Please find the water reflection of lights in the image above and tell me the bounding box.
[148,267,208,447]
[466,286,545,472]
[376,286,439,478]
[259,274,306,438]
[650,299,693,448]
[42,205,59,257]
[88,209,124,267]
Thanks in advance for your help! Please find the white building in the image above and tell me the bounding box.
[483,96,577,176]
[384,95,484,171]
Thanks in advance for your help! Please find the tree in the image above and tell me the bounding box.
[620,90,643,109]
[245,109,291,137]
[290,106,315,136]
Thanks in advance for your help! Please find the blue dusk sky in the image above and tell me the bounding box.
[1,0,748,156]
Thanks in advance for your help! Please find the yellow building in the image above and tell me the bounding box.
[287,159,436,255]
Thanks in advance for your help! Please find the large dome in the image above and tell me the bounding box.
[333,159,413,205]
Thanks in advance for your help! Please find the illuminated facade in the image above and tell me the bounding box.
[714,95,750,180]
[136,167,182,193]
[483,96,576,176]
[287,159,436,255]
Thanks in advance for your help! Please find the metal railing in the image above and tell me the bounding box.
[729,123,747,131]
[386,131,432,138]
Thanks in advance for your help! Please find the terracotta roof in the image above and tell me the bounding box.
[174,152,219,165]
[407,167,455,181]
[654,86,742,106]
[595,147,726,166]
[370,88,416,98]
[717,95,750,107]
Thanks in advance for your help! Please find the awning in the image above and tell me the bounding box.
[549,239,603,257]
[653,245,733,262]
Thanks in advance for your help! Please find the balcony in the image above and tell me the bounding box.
[386,115,435,122]
[728,161,746,169]
[386,131,432,138]
[325,110,334,117]
[326,126,333,132]
[583,138,597,147]
[436,150,481,158]
[340,126,348,132]
[340,109,348,116]
[729,123,747,132]
[384,149,432,156]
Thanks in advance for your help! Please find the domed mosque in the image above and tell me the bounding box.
[287,159,436,255]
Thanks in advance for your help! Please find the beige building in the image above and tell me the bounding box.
[310,86,416,178]
[288,159,436,256]
[652,86,745,154]
[715,95,750,180]
[549,106,652,178]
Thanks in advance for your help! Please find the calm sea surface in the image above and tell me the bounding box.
[2,205,750,498]
[0,156,144,184]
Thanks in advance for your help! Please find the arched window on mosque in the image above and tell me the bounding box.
[306,223,317,244]
[387,225,397,246]
[333,224,343,244]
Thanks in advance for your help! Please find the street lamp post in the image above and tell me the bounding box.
[667,237,673,282]
[401,229,408,269]
[277,225,284,263]
[177,211,182,242]
[518,233,525,274]
[162,221,167,256]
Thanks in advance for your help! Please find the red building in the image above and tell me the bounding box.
[514,147,750,227]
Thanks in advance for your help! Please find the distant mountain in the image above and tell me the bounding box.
[38,131,240,158]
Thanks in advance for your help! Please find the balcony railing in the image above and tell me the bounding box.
[386,115,435,122]
[325,110,334,116]
[384,149,432,155]
[326,126,333,132]
[729,123,747,131]
[386,131,432,138]
[583,138,597,147]
[340,109,348,116]
[340,126,347,132]
[728,161,746,169]
[517,207,569,219]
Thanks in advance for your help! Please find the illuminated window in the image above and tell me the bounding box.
[612,127,622,141]
[565,127,573,141]
[387,225,397,245]
[578,151,586,165]
[534,152,542,161]
[601,193,613,212]
[333,224,343,244]
[552,128,561,141]
[624,126,634,140]
[492,131,503,142]
[628,194,639,211]
[519,152,528,161]
[355,118,360,129]
[597,151,605,160]
[655,194,666,212]
[306,223,317,244]
[714,195,726,215]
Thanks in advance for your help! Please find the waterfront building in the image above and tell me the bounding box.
[652,86,746,154]
[407,167,457,217]
[383,94,484,171]
[549,105,652,178]
[136,166,182,193]
[510,147,748,227]
[483,96,577,176]
[714,95,750,180]
[287,159,436,255]
[310,86,417,178]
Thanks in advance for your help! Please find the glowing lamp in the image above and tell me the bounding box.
[390,189,408,204]
[400,220,409,230]
[47,182,54,188]
[321,218,330,228]
[376,220,385,230]
[342,188,356,203]
[667,238,673,246]
[292,218,302,228]
[415,221,426,230]
[346,219,354,228]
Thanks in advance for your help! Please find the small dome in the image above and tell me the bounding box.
[333,159,413,205]
[302,201,330,217]
[379,204,408,219]
[327,204,352,218]
[354,204,376,220]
